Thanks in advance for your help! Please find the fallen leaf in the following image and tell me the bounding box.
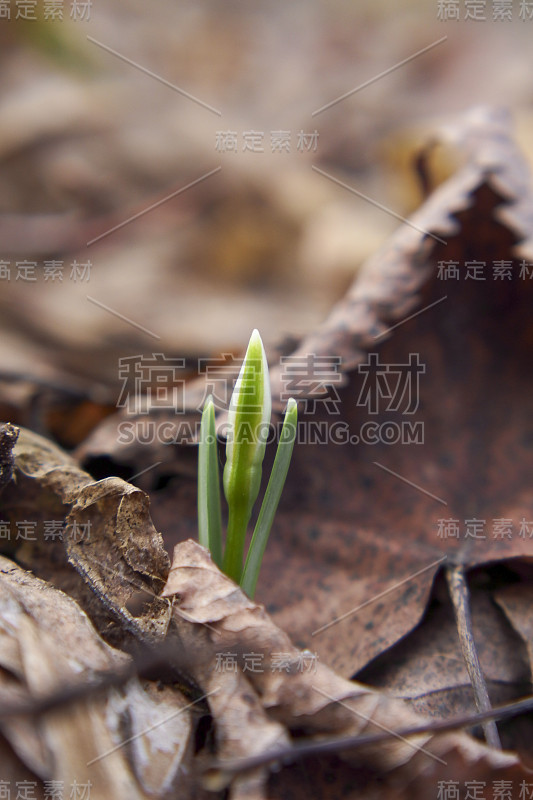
[0,557,195,799]
[162,540,528,800]
[0,427,170,643]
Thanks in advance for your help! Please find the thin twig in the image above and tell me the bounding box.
[205,694,533,785]
[0,640,204,721]
[446,564,501,749]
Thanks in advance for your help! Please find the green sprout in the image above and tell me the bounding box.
[197,329,297,597]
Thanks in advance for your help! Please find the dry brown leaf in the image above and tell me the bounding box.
[0,557,195,800]
[162,540,527,800]
[0,427,170,643]
[495,583,533,670]
[257,107,533,678]
[356,579,532,731]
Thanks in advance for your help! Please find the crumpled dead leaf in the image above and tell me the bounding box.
[161,540,527,799]
[0,557,195,800]
[357,578,532,724]
[0,427,170,643]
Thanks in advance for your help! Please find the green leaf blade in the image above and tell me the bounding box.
[198,396,223,567]
[241,398,298,598]
[222,329,271,582]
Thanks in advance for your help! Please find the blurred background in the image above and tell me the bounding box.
[1,0,533,446]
